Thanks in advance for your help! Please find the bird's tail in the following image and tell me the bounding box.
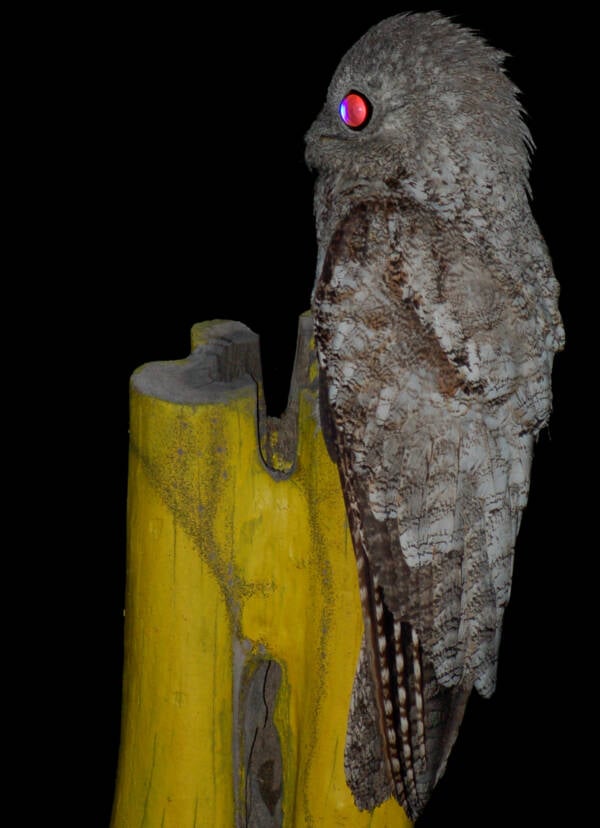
[345,625,471,821]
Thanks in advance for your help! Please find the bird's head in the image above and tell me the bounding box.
[305,12,533,228]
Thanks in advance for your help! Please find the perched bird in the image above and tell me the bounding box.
[305,11,563,821]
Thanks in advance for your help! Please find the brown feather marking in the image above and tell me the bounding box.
[319,202,372,287]
[393,620,418,805]
[410,626,426,765]
[316,198,467,398]
[335,439,411,812]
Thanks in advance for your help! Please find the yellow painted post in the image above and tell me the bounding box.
[110,315,411,828]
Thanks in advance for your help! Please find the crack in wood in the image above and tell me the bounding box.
[238,657,283,827]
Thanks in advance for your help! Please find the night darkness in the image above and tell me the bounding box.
[58,5,590,826]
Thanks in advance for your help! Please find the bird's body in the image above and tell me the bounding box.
[305,12,563,820]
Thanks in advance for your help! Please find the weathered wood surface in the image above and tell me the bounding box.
[110,314,410,827]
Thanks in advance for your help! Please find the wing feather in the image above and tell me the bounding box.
[313,197,559,817]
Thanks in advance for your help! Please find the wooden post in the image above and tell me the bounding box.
[110,314,411,828]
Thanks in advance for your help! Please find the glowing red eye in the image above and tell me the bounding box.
[339,91,371,130]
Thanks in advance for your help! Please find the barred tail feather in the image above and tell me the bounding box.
[344,637,392,812]
[345,623,472,821]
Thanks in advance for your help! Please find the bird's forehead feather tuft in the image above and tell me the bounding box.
[331,11,508,101]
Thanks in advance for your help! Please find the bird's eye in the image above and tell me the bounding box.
[339,91,372,130]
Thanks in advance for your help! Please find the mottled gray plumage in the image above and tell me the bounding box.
[305,12,563,821]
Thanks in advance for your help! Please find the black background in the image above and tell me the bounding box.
[46,4,590,826]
